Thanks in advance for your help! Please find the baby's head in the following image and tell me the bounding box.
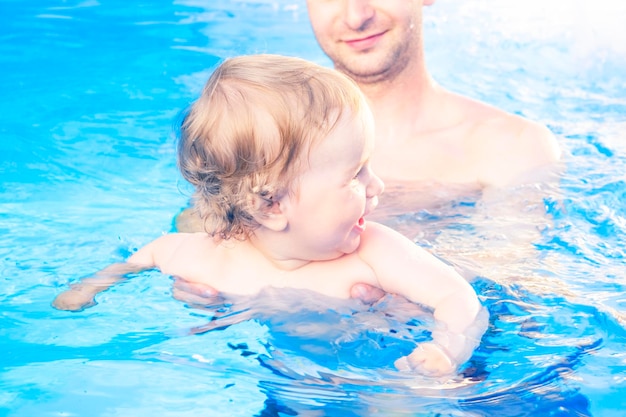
[178,54,369,239]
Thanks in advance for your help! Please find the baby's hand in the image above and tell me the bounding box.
[394,342,456,377]
[52,285,98,311]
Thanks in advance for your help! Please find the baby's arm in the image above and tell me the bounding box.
[52,262,151,311]
[52,234,184,311]
[359,222,488,376]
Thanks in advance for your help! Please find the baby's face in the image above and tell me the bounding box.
[278,107,384,261]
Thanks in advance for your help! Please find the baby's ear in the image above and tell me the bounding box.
[249,193,288,232]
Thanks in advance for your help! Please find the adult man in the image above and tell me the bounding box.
[305,0,561,192]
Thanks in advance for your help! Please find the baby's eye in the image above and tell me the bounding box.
[353,167,364,180]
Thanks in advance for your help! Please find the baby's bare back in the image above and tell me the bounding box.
[146,232,380,299]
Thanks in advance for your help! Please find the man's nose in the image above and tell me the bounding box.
[343,0,375,31]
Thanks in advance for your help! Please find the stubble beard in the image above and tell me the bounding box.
[331,34,414,88]
[326,11,423,87]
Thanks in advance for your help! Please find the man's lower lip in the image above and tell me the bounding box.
[345,33,383,50]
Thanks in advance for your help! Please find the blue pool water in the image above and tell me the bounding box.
[1,0,626,416]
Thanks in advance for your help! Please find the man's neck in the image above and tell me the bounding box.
[364,73,434,118]
[354,61,449,143]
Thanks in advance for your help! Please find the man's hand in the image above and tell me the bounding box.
[172,277,220,305]
[172,279,388,305]
[350,282,386,304]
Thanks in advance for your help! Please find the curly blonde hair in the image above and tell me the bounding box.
[178,54,367,240]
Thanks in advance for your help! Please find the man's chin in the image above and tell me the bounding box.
[336,61,396,84]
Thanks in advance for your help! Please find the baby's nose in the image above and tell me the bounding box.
[367,172,384,198]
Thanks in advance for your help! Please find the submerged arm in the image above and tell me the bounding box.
[52,262,152,311]
[359,222,488,376]
[51,233,182,311]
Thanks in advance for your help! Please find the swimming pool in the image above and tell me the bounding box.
[1,0,625,415]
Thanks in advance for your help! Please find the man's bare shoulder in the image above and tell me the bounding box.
[454,93,561,186]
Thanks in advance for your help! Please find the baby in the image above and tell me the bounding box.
[53,54,487,376]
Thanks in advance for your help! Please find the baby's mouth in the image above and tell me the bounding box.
[357,217,365,227]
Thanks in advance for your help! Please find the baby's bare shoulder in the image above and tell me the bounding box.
[146,232,222,280]
[141,232,215,264]
[358,222,429,263]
